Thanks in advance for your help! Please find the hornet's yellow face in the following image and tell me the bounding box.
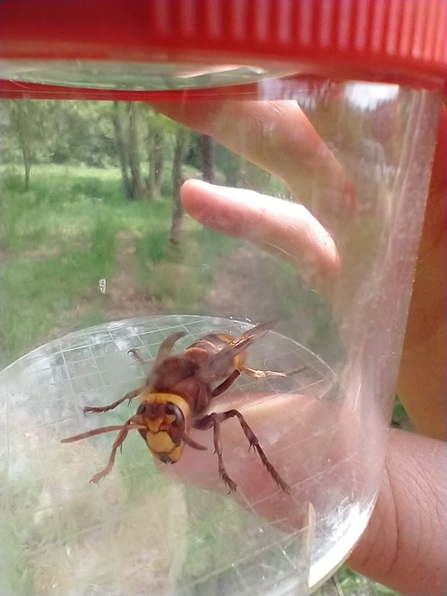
[142,393,191,464]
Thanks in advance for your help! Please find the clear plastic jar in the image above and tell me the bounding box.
[0,2,445,595]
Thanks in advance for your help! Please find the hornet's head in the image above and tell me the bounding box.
[137,393,206,463]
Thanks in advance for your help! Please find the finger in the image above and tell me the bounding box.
[158,389,357,532]
[181,179,340,289]
[153,100,356,223]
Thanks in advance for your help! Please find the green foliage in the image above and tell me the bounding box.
[333,567,400,595]
[1,99,264,192]
[393,398,407,418]
[0,100,117,168]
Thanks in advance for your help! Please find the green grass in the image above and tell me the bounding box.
[2,249,94,361]
[1,165,157,253]
[135,225,169,267]
[0,166,129,361]
[333,567,400,595]
[0,164,240,362]
[0,506,36,594]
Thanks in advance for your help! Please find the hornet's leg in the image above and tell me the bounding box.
[211,369,241,397]
[89,415,143,484]
[129,332,186,367]
[83,386,144,415]
[156,331,186,360]
[194,413,238,492]
[211,364,306,398]
[196,409,289,493]
[128,348,152,366]
[241,364,307,380]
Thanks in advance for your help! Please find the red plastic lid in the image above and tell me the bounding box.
[1,0,446,100]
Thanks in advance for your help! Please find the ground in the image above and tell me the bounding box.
[104,236,282,324]
[104,231,160,319]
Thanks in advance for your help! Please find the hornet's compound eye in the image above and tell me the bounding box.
[164,402,184,426]
[136,402,147,415]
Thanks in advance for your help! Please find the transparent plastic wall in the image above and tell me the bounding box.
[0,77,439,596]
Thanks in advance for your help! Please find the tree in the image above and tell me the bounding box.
[147,122,164,201]
[127,102,147,199]
[9,100,34,189]
[111,101,134,200]
[111,102,150,201]
[169,127,189,244]
[220,147,242,187]
[200,134,215,183]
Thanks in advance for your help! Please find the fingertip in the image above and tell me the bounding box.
[181,181,340,284]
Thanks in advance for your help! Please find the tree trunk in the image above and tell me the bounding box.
[225,150,242,187]
[11,101,33,190]
[153,128,165,190]
[200,134,215,183]
[111,101,134,200]
[148,125,164,201]
[127,102,147,199]
[169,128,188,244]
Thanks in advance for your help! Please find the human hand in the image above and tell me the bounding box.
[152,98,446,594]
[347,102,446,595]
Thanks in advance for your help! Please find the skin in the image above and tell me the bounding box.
[152,98,446,595]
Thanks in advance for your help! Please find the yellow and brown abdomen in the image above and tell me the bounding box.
[190,332,247,370]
